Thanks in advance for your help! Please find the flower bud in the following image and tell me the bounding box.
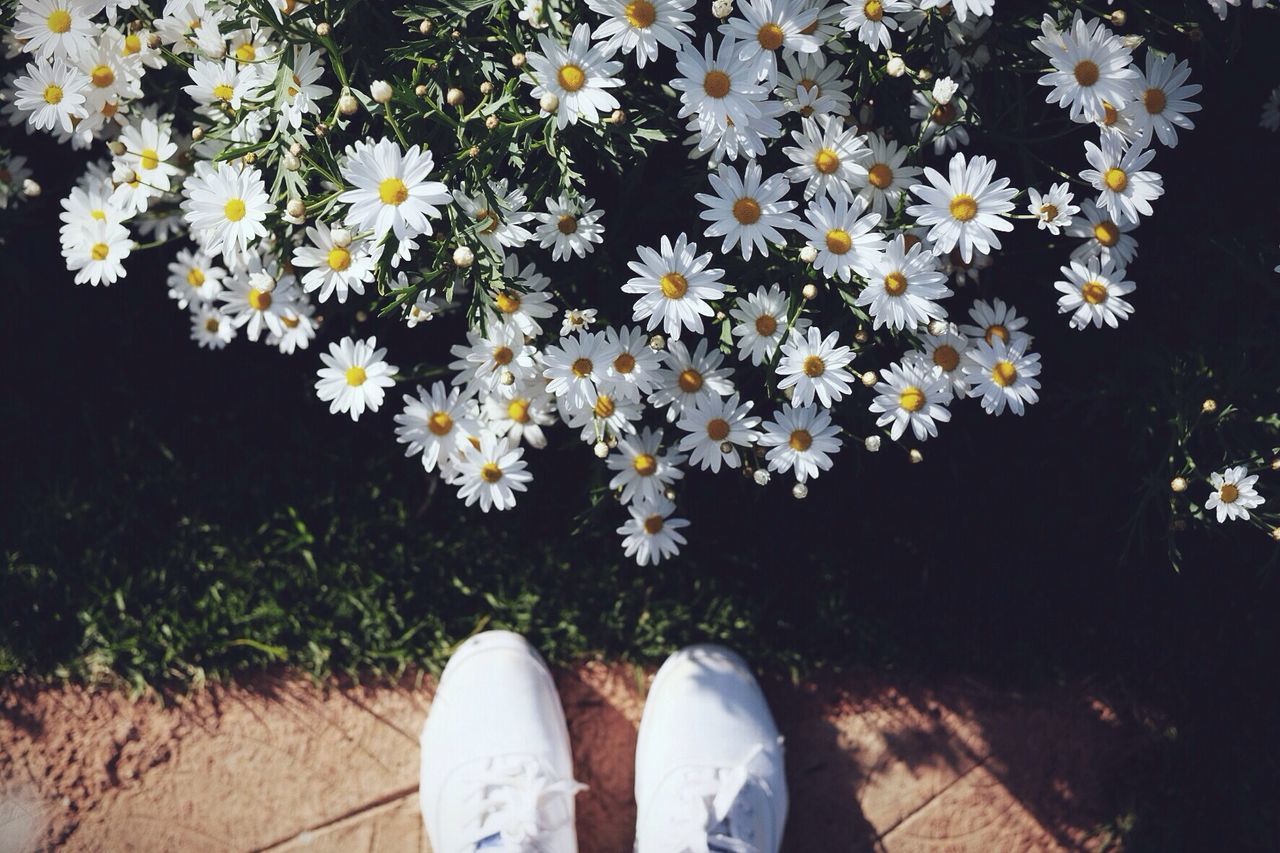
[1108,10,1126,26]
[799,245,817,263]
[107,140,126,156]
[21,179,40,198]
[512,52,526,68]
[414,84,428,97]
[480,81,493,95]
[370,80,393,103]
[931,76,959,106]
[485,115,499,129]
[753,469,770,485]
[648,334,665,351]
[446,87,465,107]
[330,227,352,248]
[452,246,475,268]
[712,0,734,19]
[909,448,924,464]
[864,435,881,452]
[190,126,204,141]
[927,319,948,336]
[250,271,276,293]
[861,371,877,387]
[500,369,515,386]
[283,152,300,171]
[289,141,302,155]
[418,18,433,35]
[594,441,610,459]
[337,92,358,115]
[539,92,559,114]
[886,56,906,77]
[792,482,808,499]
[285,197,305,218]
[316,21,331,36]
[1170,477,1187,493]
[1202,399,1218,414]
[608,108,626,124]
[801,283,817,300]
[854,329,869,343]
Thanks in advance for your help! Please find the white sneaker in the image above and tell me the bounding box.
[419,631,584,853]
[634,645,788,853]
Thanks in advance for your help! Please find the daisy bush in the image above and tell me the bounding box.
[2,0,1278,563]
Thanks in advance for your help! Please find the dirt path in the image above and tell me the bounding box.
[0,665,1148,851]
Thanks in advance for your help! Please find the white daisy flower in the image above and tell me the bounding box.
[647,338,736,420]
[720,0,820,85]
[774,54,852,118]
[180,161,270,265]
[783,114,868,202]
[1026,182,1080,235]
[1093,97,1145,146]
[1054,257,1135,331]
[964,337,1041,416]
[907,152,1017,264]
[758,403,842,483]
[183,58,247,112]
[918,0,993,23]
[14,0,98,61]
[452,179,536,259]
[526,23,624,128]
[869,360,952,442]
[560,307,599,336]
[1067,199,1139,268]
[542,329,607,410]
[167,248,225,308]
[218,262,300,342]
[291,221,377,304]
[960,297,1032,349]
[190,306,235,350]
[695,160,798,261]
[449,320,540,398]
[482,385,556,450]
[671,34,770,137]
[585,0,695,67]
[453,434,533,512]
[560,391,642,443]
[796,194,885,283]
[1035,14,1140,124]
[856,235,952,331]
[910,328,971,399]
[76,42,143,119]
[14,57,87,133]
[535,193,605,261]
[841,0,911,50]
[490,256,556,336]
[58,181,129,248]
[278,44,332,130]
[852,133,922,219]
[1080,136,1164,226]
[65,219,132,286]
[1205,466,1265,524]
[114,117,180,213]
[729,283,809,366]
[338,137,450,242]
[776,326,855,408]
[600,324,664,401]
[395,381,481,473]
[677,393,761,473]
[909,88,971,155]
[315,336,398,422]
[617,497,689,566]
[269,298,318,356]
[623,232,725,339]
[606,427,686,505]
[683,95,786,163]
[1127,52,1201,149]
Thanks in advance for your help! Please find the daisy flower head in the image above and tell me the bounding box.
[911,327,971,399]
[907,152,1017,264]
[561,307,599,336]
[115,118,180,209]
[278,44,332,130]
[482,384,556,450]
[453,433,533,512]
[180,161,270,266]
[729,283,809,366]
[338,138,450,242]
[315,336,398,422]
[58,180,129,248]
[960,297,1032,350]
[1067,198,1138,268]
[909,87,971,156]
[490,256,556,336]
[720,0,820,85]
[671,35,769,136]
[775,54,852,118]
[65,219,132,286]
[852,133,922,218]
[1205,467,1265,524]
[270,297,318,356]
[560,390,642,443]
[600,324,664,401]
[542,329,607,411]
[964,337,1041,416]
[622,233,725,339]
[190,306,236,350]
[1054,257,1135,330]
[394,381,481,473]
[1080,135,1163,226]
[449,320,540,398]
[648,338,736,419]
[585,0,695,67]
[452,179,536,260]
[218,262,300,342]
[683,95,787,163]
[14,57,88,133]
[676,393,761,473]
[617,497,689,566]
[291,221,376,304]
[695,160,799,261]
[167,248,225,308]
[856,235,952,331]
[758,403,842,483]
[1035,14,1140,124]
[1026,182,1079,235]
[796,193,885,283]
[536,193,605,261]
[526,23,623,128]
[606,427,686,505]
[1127,52,1201,149]
[14,0,99,61]
[783,114,869,202]
[776,326,855,408]
[842,0,912,50]
[869,359,952,442]
[183,58,246,112]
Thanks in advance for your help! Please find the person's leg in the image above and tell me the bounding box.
[634,645,788,853]
[419,631,583,852]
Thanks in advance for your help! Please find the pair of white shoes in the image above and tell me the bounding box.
[419,631,787,853]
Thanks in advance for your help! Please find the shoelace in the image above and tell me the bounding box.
[460,755,586,853]
[664,744,770,853]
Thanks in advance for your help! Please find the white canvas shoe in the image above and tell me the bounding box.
[634,645,788,853]
[419,631,584,852]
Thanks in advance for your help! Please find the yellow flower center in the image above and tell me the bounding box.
[824,228,852,255]
[788,429,812,452]
[571,357,594,378]
[867,163,893,189]
[90,242,110,261]
[427,411,453,435]
[613,352,636,374]
[1101,101,1118,126]
[204,317,220,333]
[495,292,521,313]
[248,288,271,311]
[1103,168,1128,193]
[991,360,1017,388]
[756,22,784,51]
[984,324,1008,345]
[864,0,884,21]
[1093,220,1120,247]
[122,33,141,55]
[813,148,840,175]
[754,314,777,336]
[281,314,300,329]
[234,43,256,62]
[139,148,159,170]
[703,69,731,99]
[556,214,578,234]
[223,198,246,221]
[1219,483,1239,504]
[633,453,657,476]
[101,101,118,117]
[899,386,925,412]
[706,418,730,442]
[46,8,72,32]
[1081,280,1108,304]
[479,462,503,483]
[643,515,664,534]
[933,344,960,372]
[949,194,978,222]
[186,267,205,287]
[659,271,688,299]
[474,208,500,235]
[557,64,586,92]
[213,83,234,101]
[492,346,514,366]
[677,369,704,392]
[802,355,825,377]
[506,399,530,423]
[624,0,656,27]
[883,271,908,296]
[1039,203,1059,222]
[593,395,615,418]
[930,102,956,124]
[1073,59,1100,87]
[43,84,63,105]
[732,197,762,225]
[344,365,367,386]
[378,177,409,205]
[327,247,351,271]
[90,64,114,87]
